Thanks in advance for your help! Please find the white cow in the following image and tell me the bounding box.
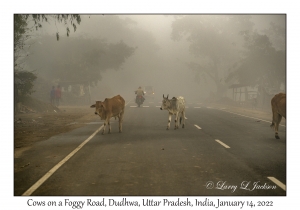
[160,94,186,130]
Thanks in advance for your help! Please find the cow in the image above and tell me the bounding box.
[160,94,186,130]
[90,95,125,135]
[270,93,286,139]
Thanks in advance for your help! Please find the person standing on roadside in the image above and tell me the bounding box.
[55,85,62,107]
[50,86,55,106]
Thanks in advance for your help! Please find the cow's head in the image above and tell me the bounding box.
[160,94,170,110]
[90,101,106,119]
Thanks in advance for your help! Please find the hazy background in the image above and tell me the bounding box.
[18,14,286,105]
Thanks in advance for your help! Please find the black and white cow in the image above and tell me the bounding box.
[160,94,186,130]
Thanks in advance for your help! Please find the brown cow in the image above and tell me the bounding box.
[270,93,286,139]
[90,95,125,134]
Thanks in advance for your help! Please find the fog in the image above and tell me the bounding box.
[24,15,286,106]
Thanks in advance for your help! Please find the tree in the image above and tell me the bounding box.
[14,15,36,108]
[226,32,286,90]
[262,21,286,51]
[171,15,254,99]
[14,14,81,111]
[26,36,135,86]
[14,14,81,62]
[28,14,81,40]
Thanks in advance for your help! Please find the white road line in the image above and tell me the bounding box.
[268,177,286,191]
[130,106,137,107]
[215,139,230,148]
[125,100,132,106]
[194,124,201,129]
[143,106,149,107]
[207,107,212,109]
[22,125,104,196]
[194,107,201,108]
[222,110,286,127]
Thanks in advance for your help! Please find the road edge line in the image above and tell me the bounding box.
[22,125,104,196]
[194,124,202,129]
[267,176,286,191]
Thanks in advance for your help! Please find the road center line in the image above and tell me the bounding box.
[215,139,230,148]
[194,124,201,129]
[143,106,149,107]
[267,177,286,191]
[194,107,201,108]
[22,125,104,196]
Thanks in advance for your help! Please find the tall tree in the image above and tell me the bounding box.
[14,14,81,111]
[262,21,286,51]
[26,36,135,86]
[226,32,286,90]
[171,15,254,98]
[14,15,37,108]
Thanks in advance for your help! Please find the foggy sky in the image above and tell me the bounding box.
[31,14,286,103]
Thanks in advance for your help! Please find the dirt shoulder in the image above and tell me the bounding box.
[14,106,97,158]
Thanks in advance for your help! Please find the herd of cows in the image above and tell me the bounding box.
[90,93,286,139]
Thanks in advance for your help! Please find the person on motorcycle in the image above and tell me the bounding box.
[135,86,145,104]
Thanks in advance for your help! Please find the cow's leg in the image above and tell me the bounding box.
[174,113,179,129]
[102,120,107,135]
[271,110,281,139]
[182,110,185,128]
[275,114,282,139]
[118,116,121,133]
[119,110,124,133]
[270,108,277,138]
[108,120,111,134]
[167,113,172,130]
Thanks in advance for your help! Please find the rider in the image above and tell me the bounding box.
[135,86,145,103]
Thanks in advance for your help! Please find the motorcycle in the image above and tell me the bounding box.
[136,95,144,107]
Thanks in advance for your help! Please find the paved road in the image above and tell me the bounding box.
[14,98,286,196]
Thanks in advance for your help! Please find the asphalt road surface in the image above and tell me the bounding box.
[15,98,286,196]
